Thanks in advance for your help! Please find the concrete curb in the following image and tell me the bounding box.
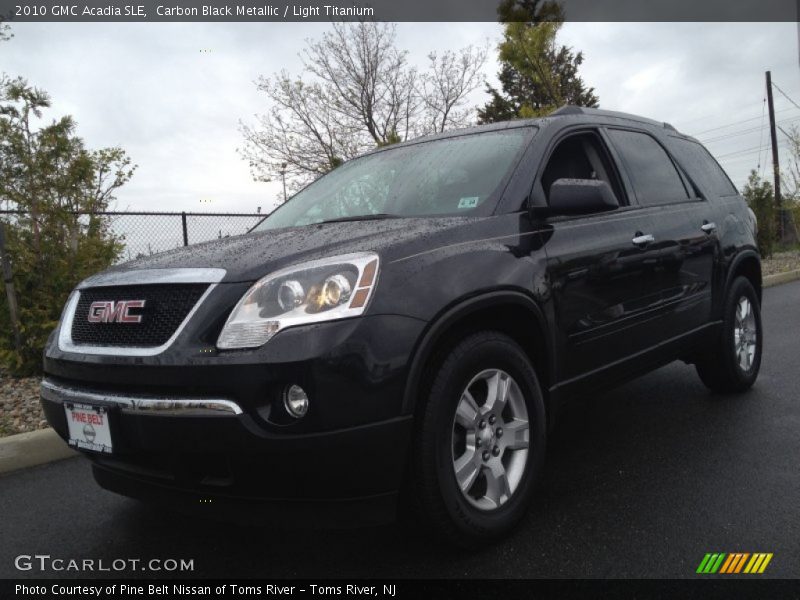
[763,268,800,288]
[0,269,798,475]
[0,427,76,476]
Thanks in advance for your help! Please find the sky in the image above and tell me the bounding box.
[2,21,800,216]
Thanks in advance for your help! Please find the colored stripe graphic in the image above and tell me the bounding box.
[719,554,735,573]
[698,552,773,574]
[697,553,726,573]
[735,553,750,573]
[744,554,761,573]
[696,554,713,573]
[710,554,726,573]
[758,553,773,573]
[725,553,749,573]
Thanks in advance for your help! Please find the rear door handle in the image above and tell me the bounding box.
[701,222,717,233]
[632,233,655,247]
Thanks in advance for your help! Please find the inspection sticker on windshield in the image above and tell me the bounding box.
[64,403,113,454]
[458,196,479,209]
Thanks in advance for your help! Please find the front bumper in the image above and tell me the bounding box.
[41,378,412,521]
[41,313,425,519]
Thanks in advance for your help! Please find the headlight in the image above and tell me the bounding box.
[216,252,379,350]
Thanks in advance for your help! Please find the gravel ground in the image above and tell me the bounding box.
[763,249,800,277]
[0,370,45,437]
[0,251,798,438]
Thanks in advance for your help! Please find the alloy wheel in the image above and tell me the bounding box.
[733,296,758,372]
[450,369,530,511]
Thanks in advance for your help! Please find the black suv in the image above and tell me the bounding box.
[41,106,762,545]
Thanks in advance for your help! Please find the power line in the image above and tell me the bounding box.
[689,114,766,137]
[721,151,786,165]
[720,142,790,160]
[777,126,799,179]
[697,78,800,199]
[699,124,763,144]
[771,79,800,112]
[715,139,791,160]
[687,103,799,138]
[695,112,800,146]
[673,97,775,129]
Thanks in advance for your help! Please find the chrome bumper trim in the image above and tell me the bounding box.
[41,379,243,416]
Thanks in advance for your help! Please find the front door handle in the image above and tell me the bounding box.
[701,221,717,234]
[632,233,655,247]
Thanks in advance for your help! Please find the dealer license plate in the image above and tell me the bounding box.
[64,403,113,454]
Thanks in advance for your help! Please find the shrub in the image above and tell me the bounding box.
[742,170,776,258]
[0,78,134,375]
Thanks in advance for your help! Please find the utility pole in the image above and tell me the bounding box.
[766,70,784,241]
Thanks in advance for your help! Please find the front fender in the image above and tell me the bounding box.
[400,290,552,415]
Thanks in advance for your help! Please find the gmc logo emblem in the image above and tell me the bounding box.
[87,300,146,324]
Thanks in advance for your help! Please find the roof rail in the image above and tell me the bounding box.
[549,105,677,132]
[549,105,584,116]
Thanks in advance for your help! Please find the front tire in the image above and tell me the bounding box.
[696,276,762,393]
[411,331,546,546]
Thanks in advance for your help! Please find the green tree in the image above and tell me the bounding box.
[0,78,136,375]
[743,170,776,258]
[478,0,598,123]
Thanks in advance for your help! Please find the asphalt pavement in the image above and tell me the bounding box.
[2,280,799,579]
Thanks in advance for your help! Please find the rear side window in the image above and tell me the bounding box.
[607,129,690,206]
[667,136,738,198]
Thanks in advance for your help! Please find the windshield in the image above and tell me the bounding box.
[255,128,534,230]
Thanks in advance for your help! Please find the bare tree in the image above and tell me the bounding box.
[240,72,363,185]
[781,124,800,201]
[0,19,12,43]
[240,22,488,195]
[304,22,416,146]
[417,44,488,135]
[0,20,13,108]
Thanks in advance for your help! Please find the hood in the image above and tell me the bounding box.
[103,217,477,283]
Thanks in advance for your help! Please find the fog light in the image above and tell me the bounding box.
[283,384,309,418]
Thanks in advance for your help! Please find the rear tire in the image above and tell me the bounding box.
[411,331,546,547]
[696,276,762,393]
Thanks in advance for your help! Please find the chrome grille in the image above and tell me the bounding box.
[70,284,209,347]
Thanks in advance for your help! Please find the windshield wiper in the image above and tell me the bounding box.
[316,213,401,224]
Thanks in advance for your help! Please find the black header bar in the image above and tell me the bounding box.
[1,0,799,22]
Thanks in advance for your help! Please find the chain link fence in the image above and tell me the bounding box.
[0,210,266,263]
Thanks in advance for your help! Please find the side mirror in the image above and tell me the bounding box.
[547,178,619,216]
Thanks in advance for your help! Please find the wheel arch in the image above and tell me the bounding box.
[401,290,554,420]
[725,250,762,305]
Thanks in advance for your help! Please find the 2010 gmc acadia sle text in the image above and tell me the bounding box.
[41,106,763,545]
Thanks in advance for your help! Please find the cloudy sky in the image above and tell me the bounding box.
[2,22,799,215]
